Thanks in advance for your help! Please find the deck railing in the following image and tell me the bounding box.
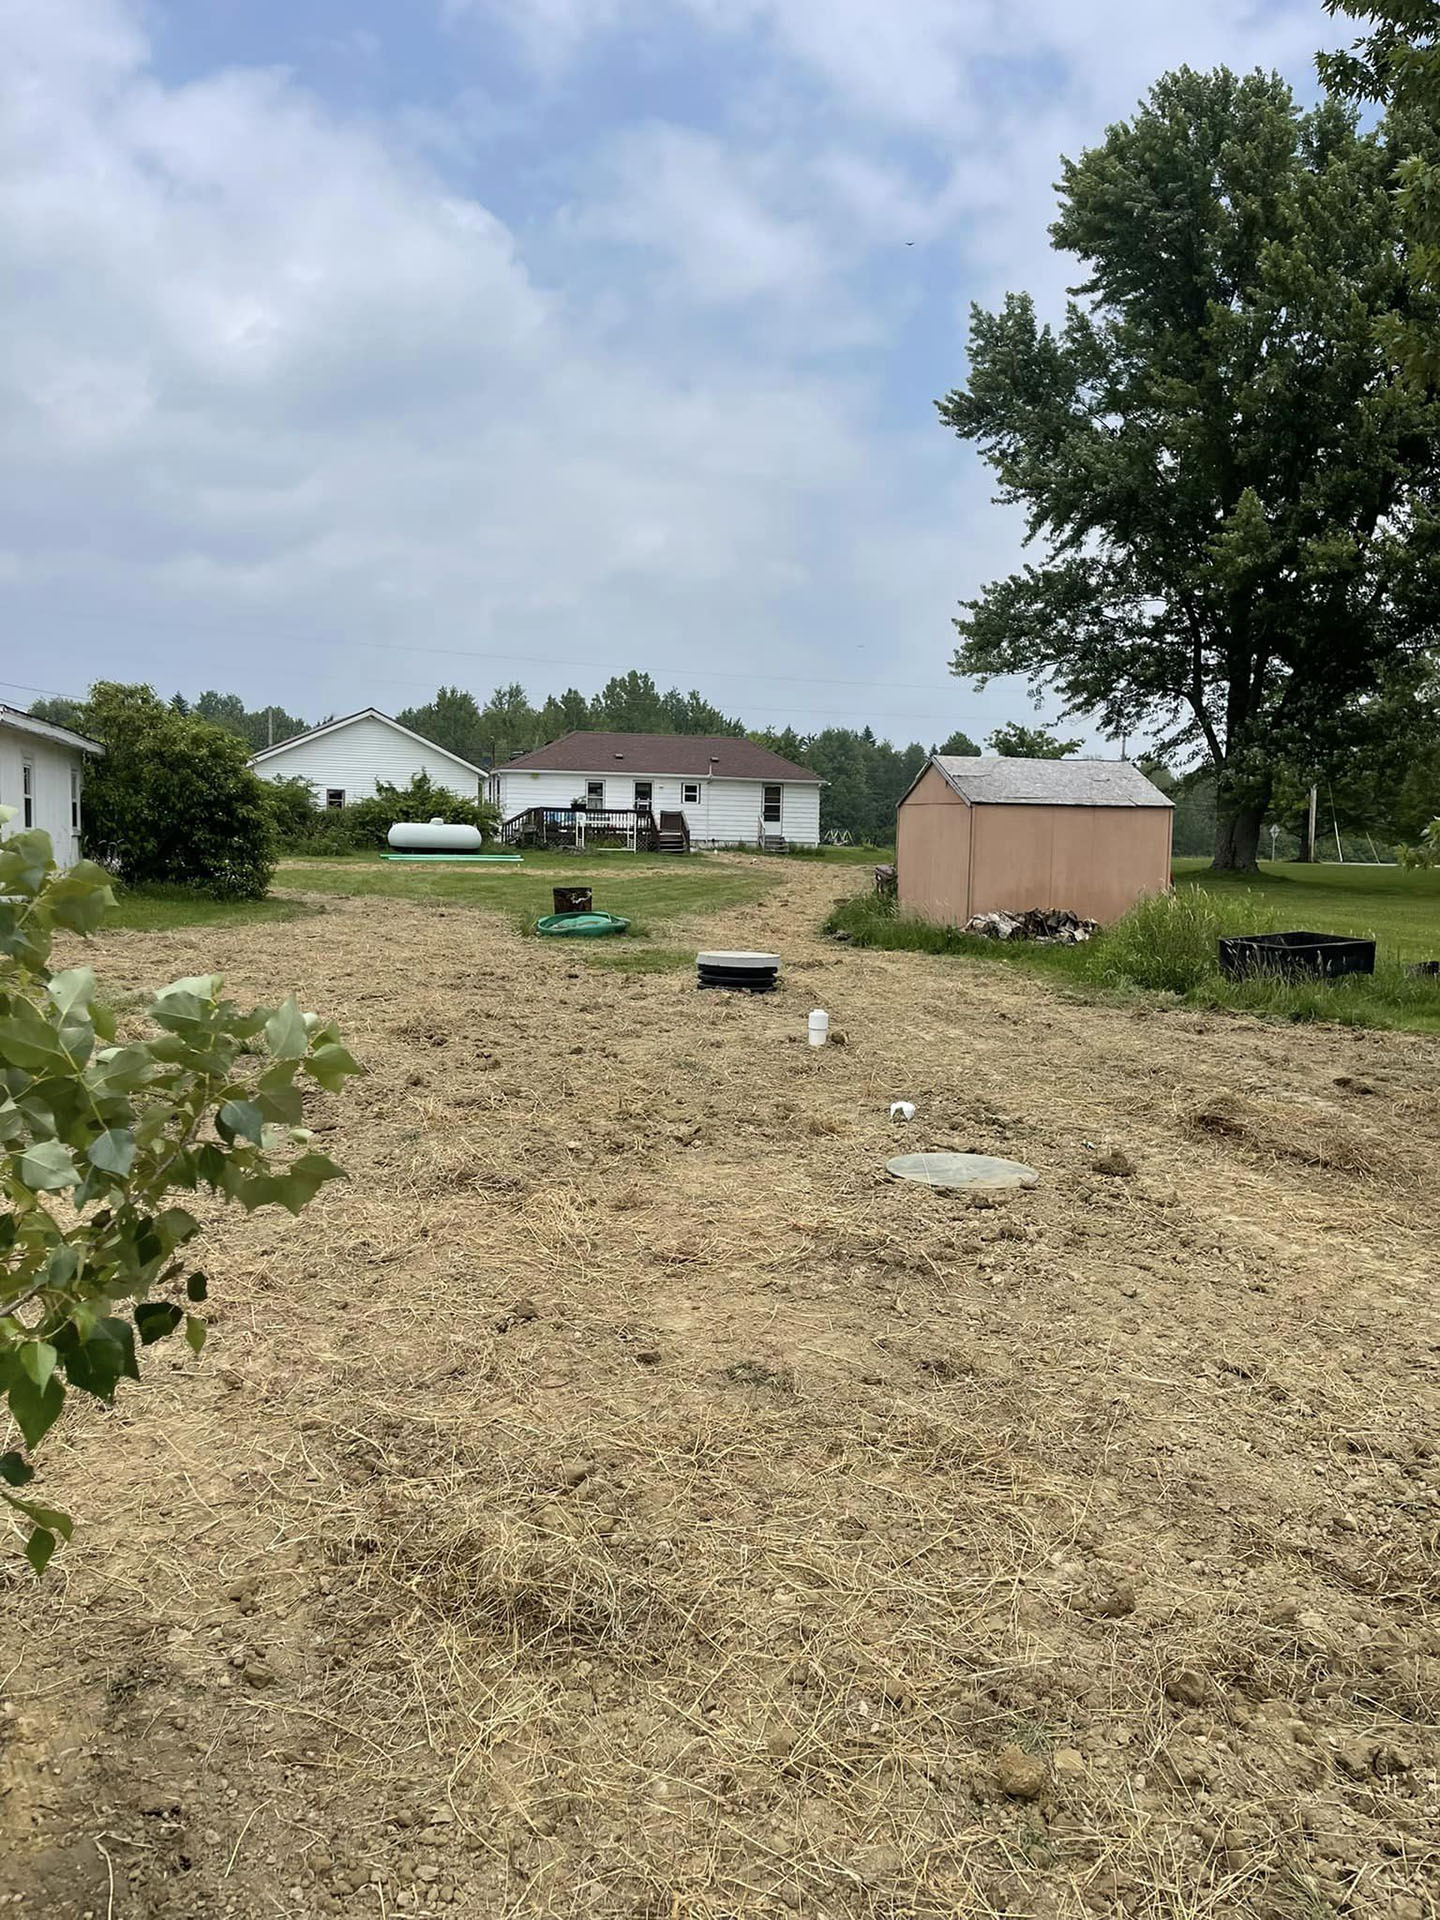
[499,805,658,850]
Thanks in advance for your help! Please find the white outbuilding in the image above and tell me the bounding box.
[249,707,485,807]
[0,705,103,869]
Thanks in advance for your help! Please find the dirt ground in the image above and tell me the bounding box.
[3,856,1438,1920]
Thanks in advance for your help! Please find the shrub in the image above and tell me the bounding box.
[1395,819,1440,868]
[0,813,362,1571]
[78,683,276,899]
[274,773,497,855]
[262,774,320,845]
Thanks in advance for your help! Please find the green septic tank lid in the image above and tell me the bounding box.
[535,910,631,938]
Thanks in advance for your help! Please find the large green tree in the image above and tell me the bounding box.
[939,68,1440,869]
[191,690,309,753]
[396,686,489,765]
[75,684,276,899]
[1321,3,1440,382]
[987,722,1081,758]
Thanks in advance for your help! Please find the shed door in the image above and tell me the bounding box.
[762,784,782,824]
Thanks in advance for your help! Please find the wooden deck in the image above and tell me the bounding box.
[498,805,691,854]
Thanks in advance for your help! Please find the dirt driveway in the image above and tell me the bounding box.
[3,858,1438,1920]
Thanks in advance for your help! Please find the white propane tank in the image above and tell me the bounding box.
[808,1008,830,1047]
[387,820,484,852]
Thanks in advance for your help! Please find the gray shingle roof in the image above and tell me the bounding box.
[502,731,821,782]
[925,756,1173,808]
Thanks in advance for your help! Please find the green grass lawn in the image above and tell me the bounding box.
[1173,859,1440,965]
[104,886,314,933]
[274,849,777,936]
[829,860,1440,1033]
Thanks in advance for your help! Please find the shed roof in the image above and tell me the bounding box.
[914,755,1172,809]
[0,704,103,756]
[501,731,822,783]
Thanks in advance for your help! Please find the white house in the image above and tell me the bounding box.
[249,708,485,806]
[0,705,103,869]
[492,731,822,848]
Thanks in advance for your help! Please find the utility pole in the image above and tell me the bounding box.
[267,707,274,748]
[1302,783,1317,864]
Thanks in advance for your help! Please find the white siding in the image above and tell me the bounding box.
[492,767,821,846]
[0,728,87,868]
[253,714,480,802]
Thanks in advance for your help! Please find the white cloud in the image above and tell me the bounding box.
[3,0,1350,747]
[4,0,933,731]
[570,123,831,306]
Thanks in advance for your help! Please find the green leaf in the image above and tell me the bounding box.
[0,1451,35,1488]
[154,1207,201,1253]
[17,1139,79,1192]
[186,1272,209,1302]
[306,1041,363,1091]
[264,996,309,1060]
[0,1004,70,1073]
[47,968,97,1018]
[2,1491,73,1542]
[134,1301,183,1346]
[185,1315,207,1355]
[40,864,115,935]
[18,1342,57,1391]
[87,1128,137,1177]
[255,1082,304,1126]
[154,974,222,1007]
[216,1099,264,1145]
[8,1370,64,1448]
[25,1527,58,1576]
[56,1318,138,1401]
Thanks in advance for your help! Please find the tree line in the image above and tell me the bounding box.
[32,675,1084,847]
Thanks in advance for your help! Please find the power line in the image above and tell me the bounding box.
[5,662,982,733]
[321,634,959,696]
[1,677,72,701]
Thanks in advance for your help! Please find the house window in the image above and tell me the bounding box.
[70,766,81,832]
[21,761,34,829]
[326,788,346,809]
[633,781,653,811]
[682,782,700,806]
[586,780,605,808]
[762,784,783,824]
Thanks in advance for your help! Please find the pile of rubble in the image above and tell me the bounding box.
[965,907,1097,945]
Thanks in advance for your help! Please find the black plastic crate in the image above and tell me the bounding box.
[1217,930,1375,982]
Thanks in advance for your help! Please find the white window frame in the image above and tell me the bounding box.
[762,783,783,824]
[21,760,34,829]
[586,779,605,808]
[681,782,701,806]
[70,766,82,833]
[325,788,346,809]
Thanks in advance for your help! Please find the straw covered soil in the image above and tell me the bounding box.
[3,856,1439,1920]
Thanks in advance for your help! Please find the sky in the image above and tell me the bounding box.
[3,0,1344,749]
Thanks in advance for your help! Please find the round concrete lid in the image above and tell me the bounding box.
[886,1152,1039,1192]
[696,951,780,969]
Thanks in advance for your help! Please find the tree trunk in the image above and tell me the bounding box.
[1212,800,1266,871]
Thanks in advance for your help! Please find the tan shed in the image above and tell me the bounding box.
[896,755,1173,927]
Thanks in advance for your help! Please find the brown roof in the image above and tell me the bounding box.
[501,731,821,782]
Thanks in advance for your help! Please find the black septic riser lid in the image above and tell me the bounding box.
[697,950,780,993]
